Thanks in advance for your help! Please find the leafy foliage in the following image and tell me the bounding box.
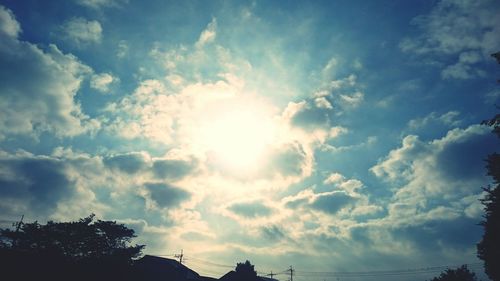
[0,214,144,281]
[477,153,500,281]
[476,54,500,281]
[0,214,144,261]
[428,265,477,281]
[235,260,258,281]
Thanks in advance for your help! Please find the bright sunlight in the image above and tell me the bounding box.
[197,101,276,172]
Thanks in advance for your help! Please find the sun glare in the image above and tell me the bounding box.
[198,102,276,172]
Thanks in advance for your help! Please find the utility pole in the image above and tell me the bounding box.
[12,215,24,246]
[268,271,275,280]
[288,266,294,281]
[175,249,184,264]
[14,214,24,232]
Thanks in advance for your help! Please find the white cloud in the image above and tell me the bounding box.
[0,5,20,38]
[407,111,462,130]
[314,96,333,109]
[0,8,99,139]
[323,172,344,185]
[0,147,204,234]
[321,57,338,78]
[400,0,500,79]
[339,91,364,108]
[76,0,127,9]
[90,72,118,93]
[371,124,496,226]
[484,89,500,104]
[441,51,486,79]
[116,40,128,58]
[61,17,102,46]
[284,173,376,221]
[196,18,217,48]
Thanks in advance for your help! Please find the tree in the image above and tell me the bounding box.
[0,214,144,261]
[477,113,500,281]
[0,214,145,281]
[235,260,258,281]
[428,265,478,281]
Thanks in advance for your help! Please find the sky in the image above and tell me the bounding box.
[0,0,499,280]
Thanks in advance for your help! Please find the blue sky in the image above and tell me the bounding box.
[0,0,499,280]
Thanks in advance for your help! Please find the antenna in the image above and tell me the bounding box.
[175,249,184,264]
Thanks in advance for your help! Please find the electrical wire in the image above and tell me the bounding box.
[146,253,483,280]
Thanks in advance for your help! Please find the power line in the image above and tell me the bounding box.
[293,263,483,278]
[184,256,235,269]
[144,253,482,279]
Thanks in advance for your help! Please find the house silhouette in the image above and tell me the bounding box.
[135,255,278,281]
[135,255,204,281]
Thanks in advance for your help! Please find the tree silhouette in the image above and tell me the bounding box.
[477,113,500,281]
[0,214,144,261]
[0,214,144,281]
[235,260,258,281]
[428,265,477,281]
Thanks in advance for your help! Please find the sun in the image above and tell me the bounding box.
[197,100,276,172]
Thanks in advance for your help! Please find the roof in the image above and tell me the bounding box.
[135,255,201,281]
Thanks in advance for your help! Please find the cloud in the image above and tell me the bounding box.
[116,40,128,58]
[283,173,375,218]
[264,142,310,178]
[90,73,118,93]
[103,152,150,174]
[260,225,285,241]
[0,152,75,215]
[61,17,102,46]
[339,91,364,108]
[76,0,128,10]
[321,57,338,78]
[400,0,500,79]
[0,7,98,139]
[441,51,485,79]
[285,188,358,215]
[0,145,205,228]
[407,111,462,130]
[285,73,364,136]
[196,18,217,48]
[371,124,497,227]
[310,191,356,214]
[288,100,332,130]
[152,158,197,180]
[103,79,175,142]
[227,201,273,218]
[0,5,20,38]
[144,183,190,209]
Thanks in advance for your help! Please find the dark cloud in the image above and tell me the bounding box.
[291,103,331,130]
[152,159,196,180]
[311,191,356,214]
[393,217,482,251]
[437,131,498,181]
[0,155,75,214]
[144,183,190,209]
[260,225,285,241]
[284,197,309,209]
[349,225,374,246]
[228,201,273,218]
[270,142,307,177]
[104,153,148,174]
